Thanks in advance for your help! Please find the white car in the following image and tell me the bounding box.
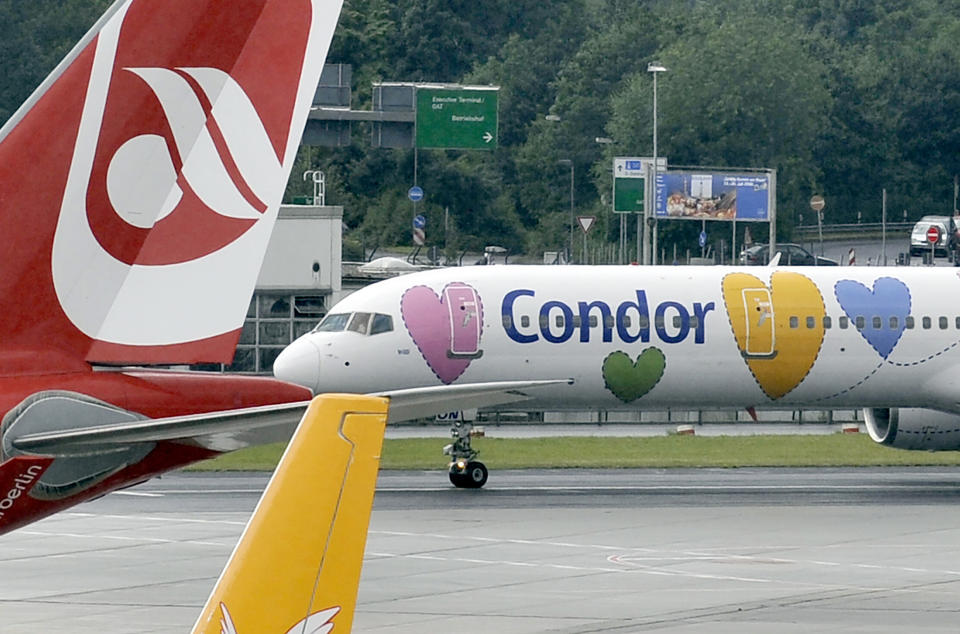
[909,216,957,256]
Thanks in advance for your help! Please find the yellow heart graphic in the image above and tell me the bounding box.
[722,271,825,399]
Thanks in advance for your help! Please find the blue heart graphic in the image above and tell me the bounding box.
[834,277,911,358]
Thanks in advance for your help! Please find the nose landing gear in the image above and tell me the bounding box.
[443,420,487,488]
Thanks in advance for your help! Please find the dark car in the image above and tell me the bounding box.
[739,243,839,266]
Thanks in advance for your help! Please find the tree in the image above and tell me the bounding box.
[607,13,831,240]
[0,0,111,125]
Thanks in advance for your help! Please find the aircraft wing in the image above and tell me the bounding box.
[10,379,571,455]
[374,379,572,423]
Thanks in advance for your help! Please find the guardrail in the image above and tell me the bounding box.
[795,222,912,240]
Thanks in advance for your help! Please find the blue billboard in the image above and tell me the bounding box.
[655,171,771,222]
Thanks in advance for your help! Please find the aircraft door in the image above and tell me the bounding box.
[444,283,483,359]
[741,288,776,358]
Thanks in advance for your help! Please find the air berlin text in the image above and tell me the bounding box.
[0,464,44,519]
[502,289,715,345]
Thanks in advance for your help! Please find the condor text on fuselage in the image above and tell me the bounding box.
[501,288,715,345]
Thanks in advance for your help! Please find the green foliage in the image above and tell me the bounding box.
[0,0,111,125]
[8,0,960,257]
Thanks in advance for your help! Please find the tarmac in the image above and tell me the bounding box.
[2,467,960,633]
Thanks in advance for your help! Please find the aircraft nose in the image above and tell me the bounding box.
[273,336,321,393]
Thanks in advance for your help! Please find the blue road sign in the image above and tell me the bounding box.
[408,186,424,202]
[699,230,707,247]
[413,214,426,229]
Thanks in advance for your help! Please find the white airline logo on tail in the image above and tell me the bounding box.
[108,66,281,230]
[219,601,340,633]
[50,0,308,347]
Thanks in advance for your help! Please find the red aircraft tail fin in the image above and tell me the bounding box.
[0,0,342,367]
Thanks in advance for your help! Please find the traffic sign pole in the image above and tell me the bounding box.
[577,216,596,264]
[412,214,426,247]
[810,195,826,257]
[928,224,941,264]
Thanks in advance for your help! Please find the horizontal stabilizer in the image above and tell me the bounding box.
[12,380,571,454]
[11,398,310,455]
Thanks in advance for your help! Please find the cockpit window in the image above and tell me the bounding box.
[347,312,373,334]
[370,313,394,335]
[313,313,349,332]
[312,311,394,336]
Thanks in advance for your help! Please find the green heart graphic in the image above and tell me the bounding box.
[602,348,666,403]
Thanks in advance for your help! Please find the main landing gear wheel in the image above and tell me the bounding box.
[449,461,488,488]
[443,420,488,488]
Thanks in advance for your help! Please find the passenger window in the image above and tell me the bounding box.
[314,313,350,332]
[622,315,632,328]
[838,316,848,329]
[872,316,882,329]
[673,315,682,328]
[572,316,582,328]
[638,315,650,329]
[940,316,948,330]
[501,314,513,330]
[855,316,865,330]
[923,316,931,329]
[654,314,665,329]
[956,317,960,329]
[539,315,549,329]
[555,314,564,328]
[589,315,598,328]
[603,315,614,328]
[369,313,393,335]
[823,316,832,329]
[789,316,799,329]
[521,315,530,328]
[690,315,700,329]
[347,312,372,334]
[806,316,815,329]
[889,316,899,330]
[906,316,915,329]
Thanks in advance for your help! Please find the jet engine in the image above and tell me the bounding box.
[863,407,960,451]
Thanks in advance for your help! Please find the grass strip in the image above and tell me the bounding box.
[186,434,960,471]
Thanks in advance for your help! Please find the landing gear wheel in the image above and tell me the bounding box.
[464,461,488,488]
[449,461,488,489]
[449,469,466,487]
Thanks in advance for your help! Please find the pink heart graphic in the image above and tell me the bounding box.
[401,283,483,384]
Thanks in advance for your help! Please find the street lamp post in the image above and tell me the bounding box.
[647,62,667,265]
[595,136,624,263]
[558,159,574,264]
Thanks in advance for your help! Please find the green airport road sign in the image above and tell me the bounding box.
[416,87,498,150]
[614,176,645,213]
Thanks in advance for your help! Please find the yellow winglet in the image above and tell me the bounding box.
[191,394,389,634]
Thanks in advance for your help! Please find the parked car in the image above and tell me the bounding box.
[738,243,839,266]
[909,215,958,257]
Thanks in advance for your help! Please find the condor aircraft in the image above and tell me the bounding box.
[0,0,336,534]
[274,263,960,487]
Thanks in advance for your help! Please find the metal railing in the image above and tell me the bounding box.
[795,221,912,240]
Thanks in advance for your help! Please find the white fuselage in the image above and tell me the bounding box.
[273,265,960,413]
